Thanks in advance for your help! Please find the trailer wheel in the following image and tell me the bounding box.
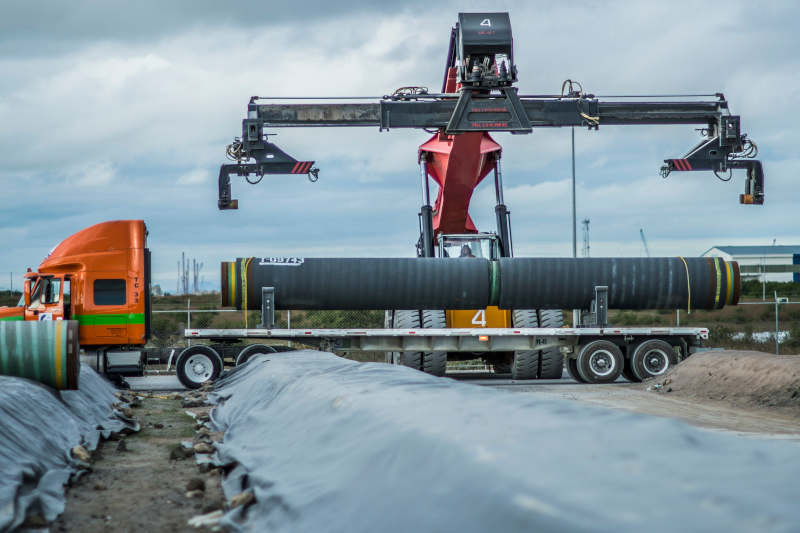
[630,340,677,381]
[511,310,539,380]
[236,344,277,367]
[621,356,640,382]
[176,346,223,389]
[566,358,587,383]
[537,310,564,379]
[421,310,448,377]
[576,341,624,384]
[392,310,422,370]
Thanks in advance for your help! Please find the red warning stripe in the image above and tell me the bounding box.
[290,162,313,174]
[672,159,693,171]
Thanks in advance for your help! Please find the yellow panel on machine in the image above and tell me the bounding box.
[447,307,512,329]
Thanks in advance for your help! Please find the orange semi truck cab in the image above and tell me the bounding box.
[0,220,152,378]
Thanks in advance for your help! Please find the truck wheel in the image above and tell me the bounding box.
[236,344,277,366]
[511,310,539,380]
[421,310,447,377]
[630,340,677,381]
[176,346,223,389]
[576,341,624,384]
[393,310,422,370]
[621,356,640,382]
[537,310,564,379]
[566,358,587,383]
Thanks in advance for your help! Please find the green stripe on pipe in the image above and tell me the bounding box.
[489,261,501,306]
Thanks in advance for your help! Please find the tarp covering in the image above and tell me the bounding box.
[0,364,137,532]
[208,351,800,533]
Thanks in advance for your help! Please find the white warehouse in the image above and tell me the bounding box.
[702,245,800,283]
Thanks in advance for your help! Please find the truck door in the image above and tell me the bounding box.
[38,277,63,321]
[23,279,43,320]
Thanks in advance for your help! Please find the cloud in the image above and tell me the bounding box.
[177,168,211,185]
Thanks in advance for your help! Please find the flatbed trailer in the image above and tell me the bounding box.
[184,326,710,386]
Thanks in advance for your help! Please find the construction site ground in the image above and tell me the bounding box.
[70,349,798,531]
[55,397,226,533]
[133,350,800,441]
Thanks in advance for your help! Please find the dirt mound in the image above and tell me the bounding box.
[636,350,800,410]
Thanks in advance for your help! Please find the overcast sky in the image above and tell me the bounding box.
[1,0,797,292]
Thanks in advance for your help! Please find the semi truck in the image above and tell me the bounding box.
[0,220,739,389]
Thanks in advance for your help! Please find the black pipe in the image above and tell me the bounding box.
[225,258,490,311]
[222,257,739,312]
[497,257,738,311]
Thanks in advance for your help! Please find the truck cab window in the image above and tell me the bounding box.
[42,278,61,304]
[28,280,43,309]
[94,279,126,305]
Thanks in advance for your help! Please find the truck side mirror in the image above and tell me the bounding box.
[24,280,31,307]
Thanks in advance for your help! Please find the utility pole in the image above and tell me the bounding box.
[571,127,579,328]
[582,219,590,258]
[572,127,577,259]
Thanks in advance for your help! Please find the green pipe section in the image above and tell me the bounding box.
[0,320,80,390]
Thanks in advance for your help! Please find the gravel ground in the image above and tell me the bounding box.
[55,394,226,533]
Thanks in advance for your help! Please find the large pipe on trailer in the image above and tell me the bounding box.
[0,320,80,390]
[497,257,740,310]
[222,257,739,312]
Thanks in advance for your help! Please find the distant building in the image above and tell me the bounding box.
[151,284,163,296]
[702,246,800,283]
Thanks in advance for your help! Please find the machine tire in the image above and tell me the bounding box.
[537,309,564,379]
[421,310,448,377]
[576,341,624,384]
[630,340,678,382]
[511,310,539,380]
[176,345,223,389]
[392,310,422,370]
[566,358,587,383]
[621,356,640,382]
[236,344,277,367]
[493,362,512,374]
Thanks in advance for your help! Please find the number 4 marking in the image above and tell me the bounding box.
[481,19,491,26]
[472,309,486,327]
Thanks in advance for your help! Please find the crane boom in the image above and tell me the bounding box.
[217,10,767,250]
[640,229,651,258]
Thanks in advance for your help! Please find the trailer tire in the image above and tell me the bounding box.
[567,358,587,383]
[576,341,624,384]
[630,340,677,382]
[511,310,539,380]
[421,310,448,377]
[236,344,277,367]
[537,309,564,379]
[176,346,223,389]
[621,356,640,382]
[392,310,422,370]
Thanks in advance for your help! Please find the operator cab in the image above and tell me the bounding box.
[437,233,502,260]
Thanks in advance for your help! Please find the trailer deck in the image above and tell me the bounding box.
[185,327,709,353]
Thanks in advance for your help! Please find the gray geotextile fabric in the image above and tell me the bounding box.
[208,351,800,533]
[0,364,138,532]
